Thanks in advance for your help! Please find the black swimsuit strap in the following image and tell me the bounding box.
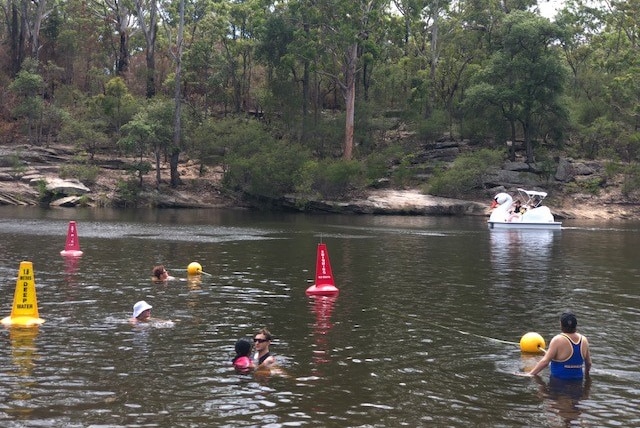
[258,352,271,365]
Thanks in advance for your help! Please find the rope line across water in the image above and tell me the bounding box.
[367,306,520,347]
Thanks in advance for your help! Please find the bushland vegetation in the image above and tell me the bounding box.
[2,0,640,206]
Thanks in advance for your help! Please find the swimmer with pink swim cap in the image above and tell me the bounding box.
[232,338,254,373]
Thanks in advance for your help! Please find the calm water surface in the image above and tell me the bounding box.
[0,207,639,427]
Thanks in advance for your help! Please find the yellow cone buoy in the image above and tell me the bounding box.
[187,262,202,276]
[520,332,545,353]
[1,261,45,327]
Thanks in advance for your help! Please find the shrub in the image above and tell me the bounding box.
[428,148,502,198]
[621,163,640,198]
[59,164,101,185]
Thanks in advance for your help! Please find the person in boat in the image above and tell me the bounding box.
[510,199,523,215]
[524,312,592,380]
[129,300,153,324]
[253,327,276,369]
[152,265,175,282]
[232,337,255,373]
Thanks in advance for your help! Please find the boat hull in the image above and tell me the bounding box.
[488,221,562,230]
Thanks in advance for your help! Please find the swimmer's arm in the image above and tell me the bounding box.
[583,336,592,375]
[524,336,560,376]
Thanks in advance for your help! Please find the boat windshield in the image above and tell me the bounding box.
[517,188,547,208]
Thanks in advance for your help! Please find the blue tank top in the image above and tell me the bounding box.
[550,334,584,379]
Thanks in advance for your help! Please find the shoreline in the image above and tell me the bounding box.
[1,143,639,220]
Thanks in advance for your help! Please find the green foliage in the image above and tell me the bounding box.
[428,149,503,197]
[390,154,420,187]
[115,178,142,207]
[296,159,364,200]
[363,146,404,183]
[463,12,568,161]
[92,77,138,136]
[621,163,640,198]
[59,164,101,185]
[301,118,345,158]
[604,160,622,179]
[8,65,44,142]
[566,176,604,195]
[60,115,109,160]
[416,110,449,143]
[224,140,311,199]
[213,118,312,198]
[8,153,27,174]
[35,178,64,205]
[118,98,174,185]
[2,0,640,207]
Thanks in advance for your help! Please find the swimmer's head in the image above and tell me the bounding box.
[560,312,577,333]
[235,338,252,357]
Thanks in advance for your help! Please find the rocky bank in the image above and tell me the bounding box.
[0,143,638,220]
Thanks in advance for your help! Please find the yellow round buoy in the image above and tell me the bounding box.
[520,332,546,353]
[187,262,202,276]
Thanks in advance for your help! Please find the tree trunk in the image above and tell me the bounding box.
[8,1,26,76]
[523,122,534,164]
[30,0,47,59]
[509,120,517,162]
[343,43,358,161]
[117,31,129,75]
[170,0,185,188]
[135,0,158,98]
[155,149,161,189]
[426,0,439,119]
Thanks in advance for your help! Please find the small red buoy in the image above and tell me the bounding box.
[306,243,339,296]
[60,221,83,257]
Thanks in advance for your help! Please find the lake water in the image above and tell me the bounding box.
[0,207,639,427]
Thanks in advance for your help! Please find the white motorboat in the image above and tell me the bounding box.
[488,188,562,230]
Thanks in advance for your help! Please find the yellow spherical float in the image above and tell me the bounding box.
[520,332,546,353]
[187,262,202,276]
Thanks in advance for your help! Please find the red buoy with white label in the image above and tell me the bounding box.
[305,243,339,296]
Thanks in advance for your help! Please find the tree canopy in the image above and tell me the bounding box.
[1,0,639,200]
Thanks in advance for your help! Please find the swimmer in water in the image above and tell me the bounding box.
[129,300,153,324]
[253,328,276,369]
[152,265,175,282]
[232,338,255,373]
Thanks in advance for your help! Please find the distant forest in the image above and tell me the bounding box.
[2,0,640,202]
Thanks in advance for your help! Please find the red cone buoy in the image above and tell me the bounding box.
[305,243,339,296]
[60,221,83,257]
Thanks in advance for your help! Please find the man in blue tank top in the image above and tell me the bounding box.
[525,312,592,379]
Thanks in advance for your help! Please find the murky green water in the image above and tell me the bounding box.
[0,207,638,427]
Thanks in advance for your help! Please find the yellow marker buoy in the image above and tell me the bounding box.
[187,262,202,276]
[1,261,45,327]
[520,332,545,353]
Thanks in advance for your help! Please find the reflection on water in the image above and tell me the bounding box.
[309,295,337,369]
[490,229,557,271]
[533,375,592,427]
[0,208,639,427]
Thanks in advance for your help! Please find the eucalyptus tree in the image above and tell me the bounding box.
[8,61,44,143]
[553,0,640,162]
[256,2,311,131]
[219,0,267,114]
[172,0,185,187]
[308,0,390,160]
[119,98,174,187]
[91,0,137,76]
[592,0,640,162]
[464,11,567,163]
[182,1,229,115]
[92,76,138,138]
[2,0,57,75]
[133,0,159,98]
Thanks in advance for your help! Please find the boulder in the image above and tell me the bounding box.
[50,196,84,207]
[30,177,90,195]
